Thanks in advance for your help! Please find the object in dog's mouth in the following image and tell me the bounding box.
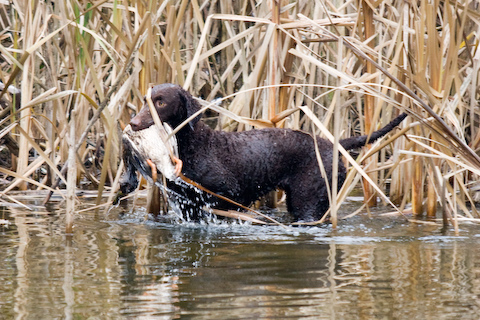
[122,123,181,182]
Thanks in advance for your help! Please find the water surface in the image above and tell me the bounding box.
[1,193,479,319]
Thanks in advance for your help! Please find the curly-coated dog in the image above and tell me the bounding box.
[125,83,407,222]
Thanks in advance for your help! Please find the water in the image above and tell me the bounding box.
[1,193,480,319]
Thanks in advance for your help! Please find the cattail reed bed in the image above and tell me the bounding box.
[1,1,480,229]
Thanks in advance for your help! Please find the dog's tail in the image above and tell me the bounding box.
[339,113,407,151]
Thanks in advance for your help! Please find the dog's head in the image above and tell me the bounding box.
[130,83,201,131]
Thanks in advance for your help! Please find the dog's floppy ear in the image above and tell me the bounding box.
[179,87,202,130]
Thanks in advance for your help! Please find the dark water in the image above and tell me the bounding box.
[1,194,480,320]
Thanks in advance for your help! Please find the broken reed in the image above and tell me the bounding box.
[1,0,480,228]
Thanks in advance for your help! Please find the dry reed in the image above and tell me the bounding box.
[1,1,480,229]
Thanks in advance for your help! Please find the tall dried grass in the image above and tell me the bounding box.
[1,1,480,229]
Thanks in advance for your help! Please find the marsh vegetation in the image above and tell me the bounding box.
[1,1,480,230]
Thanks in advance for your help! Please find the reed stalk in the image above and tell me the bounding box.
[358,0,378,208]
[66,108,76,235]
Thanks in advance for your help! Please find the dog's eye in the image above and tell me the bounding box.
[155,100,165,108]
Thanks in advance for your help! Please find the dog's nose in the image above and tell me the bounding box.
[130,117,142,131]
[129,105,154,131]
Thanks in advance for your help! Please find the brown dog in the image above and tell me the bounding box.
[126,83,406,222]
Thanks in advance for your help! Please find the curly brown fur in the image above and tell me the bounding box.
[128,83,406,222]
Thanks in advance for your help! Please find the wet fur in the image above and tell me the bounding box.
[128,83,407,222]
